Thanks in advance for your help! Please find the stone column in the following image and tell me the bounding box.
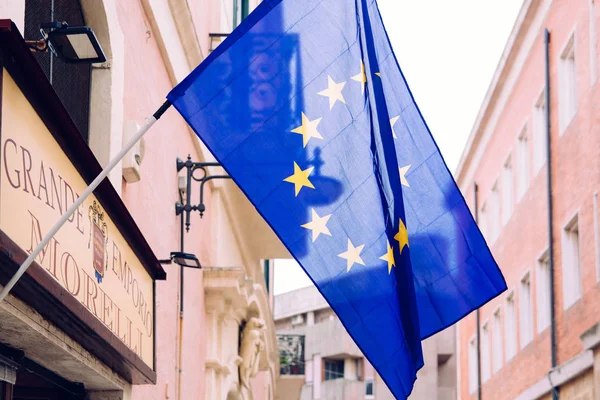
[204,267,249,400]
[344,358,356,380]
[205,305,224,400]
[313,354,321,399]
[307,311,315,327]
[305,360,313,384]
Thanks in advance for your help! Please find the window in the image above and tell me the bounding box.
[562,215,582,309]
[502,155,513,225]
[233,0,250,27]
[481,322,491,383]
[519,272,533,347]
[490,182,501,242]
[24,0,92,141]
[480,202,488,241]
[365,379,374,398]
[559,34,577,133]
[364,360,374,398]
[468,337,478,394]
[516,126,529,201]
[263,259,271,294]
[324,359,344,381]
[492,309,503,373]
[537,251,551,332]
[590,0,597,85]
[505,292,517,360]
[533,90,547,174]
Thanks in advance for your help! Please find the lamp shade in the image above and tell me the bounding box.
[47,25,106,64]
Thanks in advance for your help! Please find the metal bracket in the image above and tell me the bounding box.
[175,155,232,232]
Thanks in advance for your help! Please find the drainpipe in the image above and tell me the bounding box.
[177,194,186,399]
[544,28,559,400]
[474,183,482,400]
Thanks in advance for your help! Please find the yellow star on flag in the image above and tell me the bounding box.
[399,164,411,187]
[351,62,367,94]
[301,209,332,242]
[394,219,409,254]
[375,72,381,77]
[379,241,395,274]
[291,113,323,148]
[284,162,315,196]
[318,76,346,110]
[390,116,400,139]
[338,239,365,272]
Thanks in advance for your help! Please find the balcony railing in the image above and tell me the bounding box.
[277,334,305,375]
[209,33,229,52]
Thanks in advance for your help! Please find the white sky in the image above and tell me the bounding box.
[274,0,524,295]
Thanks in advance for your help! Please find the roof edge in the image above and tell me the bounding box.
[454,0,536,184]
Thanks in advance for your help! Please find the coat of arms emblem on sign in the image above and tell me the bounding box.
[88,201,108,283]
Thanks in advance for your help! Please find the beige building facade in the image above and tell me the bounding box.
[274,286,457,400]
[0,0,286,399]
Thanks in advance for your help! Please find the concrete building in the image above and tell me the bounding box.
[274,285,456,400]
[0,0,286,399]
[456,1,600,399]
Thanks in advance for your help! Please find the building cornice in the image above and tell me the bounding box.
[455,0,552,187]
[513,349,593,400]
[204,267,248,313]
[203,267,280,385]
[273,285,329,320]
[512,319,600,400]
[581,322,600,350]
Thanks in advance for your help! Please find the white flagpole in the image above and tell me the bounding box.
[0,100,172,303]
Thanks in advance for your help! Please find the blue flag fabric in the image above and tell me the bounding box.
[168,0,507,397]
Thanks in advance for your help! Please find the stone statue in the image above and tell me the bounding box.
[239,317,266,390]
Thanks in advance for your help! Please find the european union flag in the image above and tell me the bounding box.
[168,0,507,397]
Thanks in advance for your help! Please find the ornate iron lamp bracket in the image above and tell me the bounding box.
[175,155,232,231]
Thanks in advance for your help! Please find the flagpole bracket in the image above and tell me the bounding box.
[175,156,231,231]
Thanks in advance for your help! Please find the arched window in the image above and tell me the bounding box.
[24,0,92,141]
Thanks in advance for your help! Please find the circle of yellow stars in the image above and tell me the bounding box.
[283,60,412,274]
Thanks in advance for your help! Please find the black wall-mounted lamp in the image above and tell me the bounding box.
[176,156,232,232]
[159,252,202,269]
[26,21,106,64]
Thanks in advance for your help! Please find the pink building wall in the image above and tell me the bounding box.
[456,1,600,399]
[252,371,271,400]
[115,0,214,398]
[0,0,280,398]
